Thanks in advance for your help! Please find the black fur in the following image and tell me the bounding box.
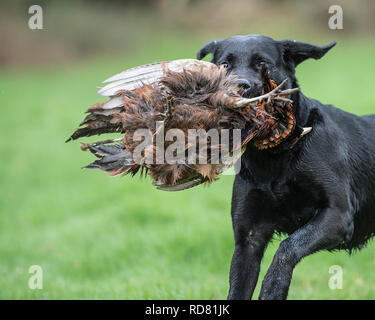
[197,35,375,300]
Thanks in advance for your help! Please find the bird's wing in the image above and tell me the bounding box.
[98,59,214,98]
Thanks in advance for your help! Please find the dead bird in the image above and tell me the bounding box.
[67,59,298,190]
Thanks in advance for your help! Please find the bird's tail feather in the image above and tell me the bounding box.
[66,102,124,142]
[84,143,135,176]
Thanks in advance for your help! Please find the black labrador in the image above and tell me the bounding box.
[197,35,375,300]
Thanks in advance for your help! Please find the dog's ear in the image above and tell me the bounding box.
[197,40,221,60]
[279,40,336,68]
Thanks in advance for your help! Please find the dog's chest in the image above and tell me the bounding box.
[241,148,328,233]
[251,175,323,233]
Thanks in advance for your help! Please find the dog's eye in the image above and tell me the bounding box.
[221,62,229,68]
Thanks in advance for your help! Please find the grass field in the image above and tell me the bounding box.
[1,36,375,299]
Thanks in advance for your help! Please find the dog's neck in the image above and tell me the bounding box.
[291,90,310,124]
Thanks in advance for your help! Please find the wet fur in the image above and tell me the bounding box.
[197,34,375,300]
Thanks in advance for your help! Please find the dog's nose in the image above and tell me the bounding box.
[237,78,252,90]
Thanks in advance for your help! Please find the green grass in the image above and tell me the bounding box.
[1,37,375,299]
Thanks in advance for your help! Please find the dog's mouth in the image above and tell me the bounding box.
[239,73,297,150]
[252,94,296,150]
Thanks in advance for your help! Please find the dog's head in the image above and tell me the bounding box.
[197,35,336,98]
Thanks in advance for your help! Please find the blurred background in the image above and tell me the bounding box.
[1,0,375,299]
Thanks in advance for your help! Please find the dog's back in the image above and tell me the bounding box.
[319,105,375,250]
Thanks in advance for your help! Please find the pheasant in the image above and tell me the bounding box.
[67,59,298,191]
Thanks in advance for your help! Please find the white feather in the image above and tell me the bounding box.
[102,62,165,83]
[100,96,125,110]
[98,74,163,97]
[98,59,214,97]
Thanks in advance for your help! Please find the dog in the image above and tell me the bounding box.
[197,35,375,300]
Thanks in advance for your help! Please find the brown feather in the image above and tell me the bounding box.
[68,60,297,189]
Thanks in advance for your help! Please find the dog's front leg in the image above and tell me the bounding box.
[259,207,354,300]
[228,221,273,300]
[228,176,275,300]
